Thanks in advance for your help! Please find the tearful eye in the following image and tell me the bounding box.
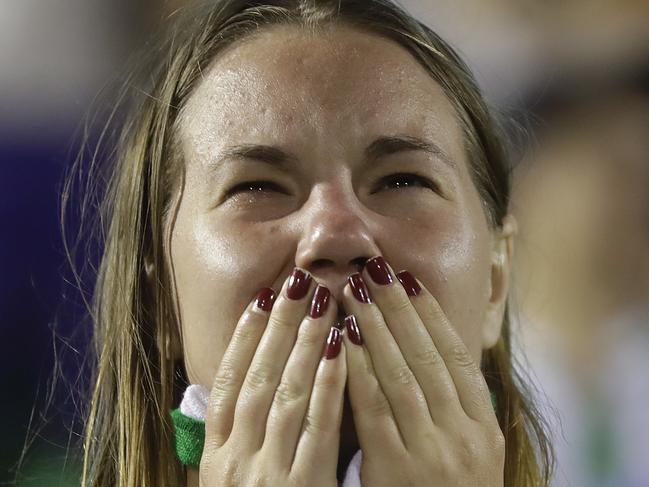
[373,173,437,193]
[226,180,287,197]
[225,174,437,201]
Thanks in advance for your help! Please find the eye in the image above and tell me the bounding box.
[226,180,287,197]
[373,173,437,193]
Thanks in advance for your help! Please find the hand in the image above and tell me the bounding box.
[341,256,505,487]
[199,268,346,487]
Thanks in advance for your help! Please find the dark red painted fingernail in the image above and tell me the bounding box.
[365,256,393,285]
[287,268,312,300]
[344,315,362,346]
[396,270,421,296]
[348,273,372,303]
[309,285,330,318]
[324,327,342,359]
[255,287,277,311]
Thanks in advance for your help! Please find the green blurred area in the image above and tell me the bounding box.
[4,442,82,487]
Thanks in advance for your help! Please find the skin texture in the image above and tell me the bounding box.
[166,24,515,485]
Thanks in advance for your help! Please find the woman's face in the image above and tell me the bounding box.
[169,23,510,448]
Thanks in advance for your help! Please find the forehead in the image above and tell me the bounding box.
[179,23,463,165]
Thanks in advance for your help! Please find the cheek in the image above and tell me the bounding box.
[170,204,291,385]
[393,212,491,359]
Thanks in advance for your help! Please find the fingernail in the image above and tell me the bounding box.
[309,285,330,318]
[396,270,421,296]
[348,273,372,303]
[287,268,312,300]
[255,287,277,311]
[365,256,393,285]
[324,327,342,359]
[344,314,362,346]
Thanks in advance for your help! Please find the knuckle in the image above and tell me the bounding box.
[453,425,500,472]
[385,295,412,315]
[419,427,439,448]
[435,382,457,403]
[294,325,321,349]
[232,320,261,344]
[245,365,275,393]
[287,469,309,487]
[302,412,331,437]
[247,474,267,487]
[268,313,296,332]
[434,446,455,478]
[420,302,445,323]
[488,425,506,453]
[450,344,474,368]
[200,451,240,485]
[412,347,443,369]
[314,363,342,392]
[458,433,480,463]
[387,362,415,386]
[364,390,393,418]
[467,392,487,413]
[211,363,241,394]
[273,380,307,408]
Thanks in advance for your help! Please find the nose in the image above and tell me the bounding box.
[294,182,381,298]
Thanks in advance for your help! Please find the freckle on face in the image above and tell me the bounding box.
[171,24,494,388]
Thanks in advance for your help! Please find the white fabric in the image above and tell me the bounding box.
[180,384,363,486]
[180,384,211,421]
[342,449,363,487]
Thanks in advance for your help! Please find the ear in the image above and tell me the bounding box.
[481,214,517,349]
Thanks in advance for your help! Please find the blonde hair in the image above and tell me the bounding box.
[65,0,554,485]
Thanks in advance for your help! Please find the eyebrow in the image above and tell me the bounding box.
[214,135,457,172]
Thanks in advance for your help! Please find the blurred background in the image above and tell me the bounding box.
[1,0,647,485]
